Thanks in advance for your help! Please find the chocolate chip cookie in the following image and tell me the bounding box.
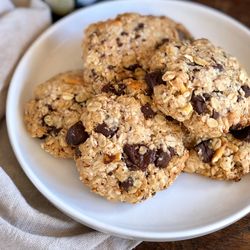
[24,70,92,159]
[147,38,250,139]
[75,94,189,203]
[82,13,192,93]
[184,127,250,181]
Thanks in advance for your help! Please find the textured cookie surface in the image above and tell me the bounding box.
[184,128,250,181]
[82,13,192,93]
[147,39,250,139]
[74,94,189,203]
[24,70,92,159]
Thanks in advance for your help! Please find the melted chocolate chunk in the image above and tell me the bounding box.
[49,126,62,137]
[91,69,97,77]
[242,85,250,98]
[213,63,224,72]
[66,121,89,146]
[141,103,156,119]
[46,104,53,112]
[107,65,115,70]
[116,37,123,47]
[123,144,155,171]
[213,90,223,95]
[211,110,220,119]
[124,64,140,71]
[145,71,165,95]
[119,177,134,192]
[155,38,169,49]
[165,116,175,121]
[121,31,128,36]
[134,23,144,31]
[155,148,175,168]
[101,83,126,96]
[230,126,250,142]
[94,122,117,138]
[75,147,82,158]
[135,34,141,39]
[191,94,207,115]
[38,134,47,140]
[203,93,211,101]
[237,94,244,102]
[195,140,214,163]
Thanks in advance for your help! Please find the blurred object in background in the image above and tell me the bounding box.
[12,0,30,6]
[77,0,98,6]
[44,0,75,15]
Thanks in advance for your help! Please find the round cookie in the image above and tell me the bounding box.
[24,70,92,159]
[82,12,192,93]
[146,38,250,139]
[74,94,189,203]
[184,128,250,181]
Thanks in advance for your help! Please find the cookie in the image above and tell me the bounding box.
[184,128,250,181]
[74,94,189,203]
[147,38,250,139]
[82,13,192,93]
[24,70,92,159]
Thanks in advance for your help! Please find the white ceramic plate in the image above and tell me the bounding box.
[7,0,250,241]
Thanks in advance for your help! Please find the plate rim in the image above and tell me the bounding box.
[6,0,250,241]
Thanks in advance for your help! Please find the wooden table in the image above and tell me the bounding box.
[135,1,250,249]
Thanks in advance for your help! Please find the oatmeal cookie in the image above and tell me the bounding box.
[184,127,250,181]
[146,39,250,139]
[24,70,92,159]
[82,13,192,93]
[74,94,189,203]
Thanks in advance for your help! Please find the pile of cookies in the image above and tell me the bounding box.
[24,13,250,203]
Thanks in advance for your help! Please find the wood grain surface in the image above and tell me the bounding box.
[135,1,250,249]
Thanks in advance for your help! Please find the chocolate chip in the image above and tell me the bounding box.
[49,126,62,137]
[121,31,128,36]
[123,144,155,171]
[46,104,53,112]
[94,122,117,138]
[135,34,141,39]
[211,110,220,119]
[100,39,106,45]
[177,29,189,41]
[154,148,175,168]
[91,69,97,77]
[107,65,115,70]
[165,116,175,121]
[191,94,207,115]
[230,126,250,142]
[101,83,126,96]
[230,124,244,130]
[195,140,214,163]
[155,38,169,49]
[141,103,156,119]
[116,37,123,47]
[242,85,250,98]
[213,63,224,72]
[145,71,165,95]
[75,147,82,158]
[38,134,47,140]
[237,94,243,102]
[124,64,140,72]
[66,122,89,146]
[134,23,144,31]
[213,90,223,95]
[119,177,134,192]
[203,93,211,101]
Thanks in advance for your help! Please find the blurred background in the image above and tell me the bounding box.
[11,0,249,27]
